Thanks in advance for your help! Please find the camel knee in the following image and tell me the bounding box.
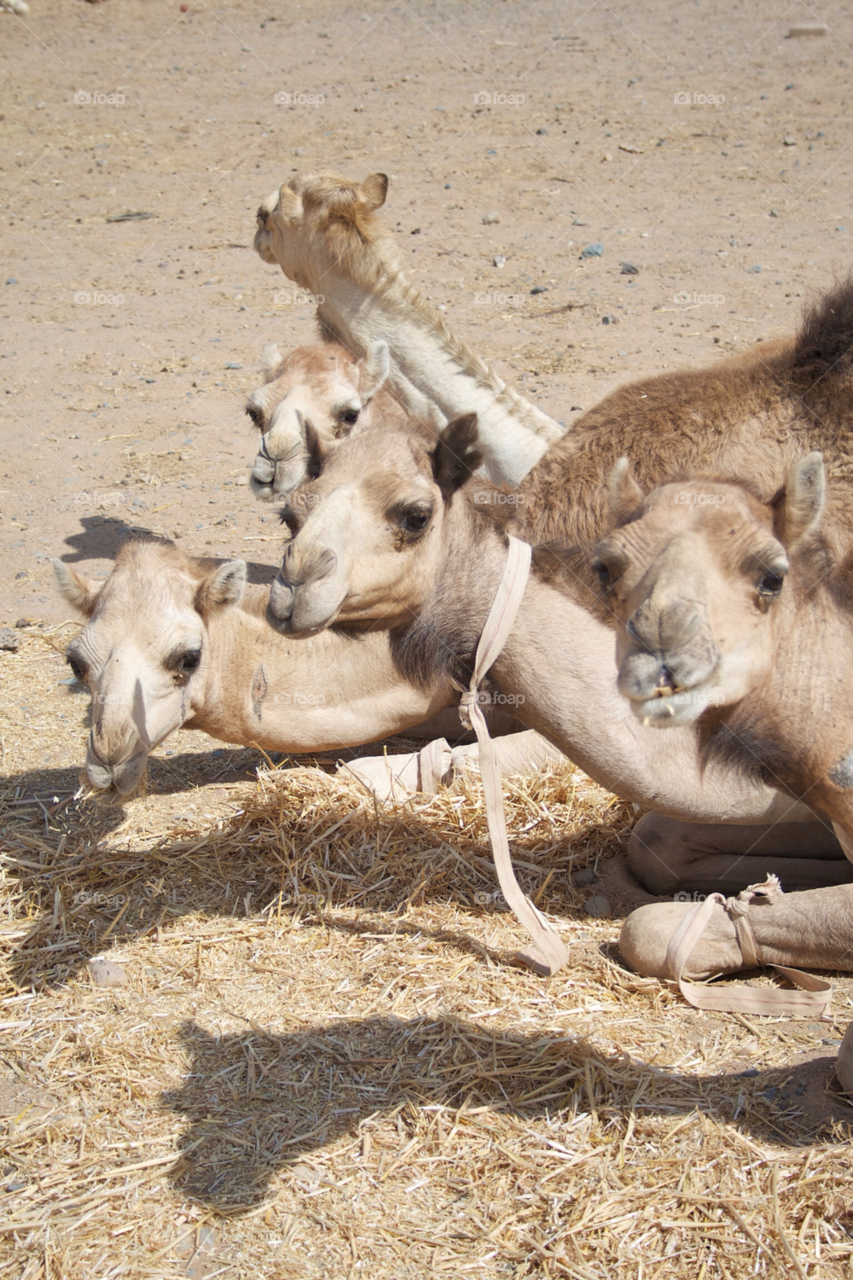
[627,813,686,895]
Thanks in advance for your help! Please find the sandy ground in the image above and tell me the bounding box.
[3,2,853,1277]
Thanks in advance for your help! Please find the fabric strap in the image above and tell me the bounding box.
[665,878,832,1016]
[455,536,570,977]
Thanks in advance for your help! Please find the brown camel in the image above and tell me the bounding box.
[253,171,564,486]
[591,454,853,855]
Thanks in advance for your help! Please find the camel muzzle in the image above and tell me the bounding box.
[86,734,148,795]
[268,547,339,631]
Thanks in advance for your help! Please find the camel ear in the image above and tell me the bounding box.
[276,182,302,219]
[431,414,483,500]
[779,451,825,549]
[53,559,102,617]
[359,173,388,212]
[358,340,390,401]
[608,457,644,525]
[261,342,282,378]
[197,559,247,613]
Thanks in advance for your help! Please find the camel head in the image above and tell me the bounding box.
[592,453,826,727]
[246,340,392,501]
[54,541,246,795]
[254,171,389,283]
[267,414,482,633]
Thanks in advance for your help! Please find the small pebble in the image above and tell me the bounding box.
[769,209,779,217]
[749,264,762,273]
[88,958,128,988]
[0,628,22,652]
[493,255,506,268]
[14,569,28,579]
[602,314,617,324]
[783,136,797,146]
[620,261,639,274]
[530,285,548,295]
[571,868,597,886]
[536,127,548,135]
[482,211,500,225]
[410,227,421,235]
[584,894,612,919]
[235,475,249,486]
[580,242,604,258]
[5,278,16,285]
[224,361,242,369]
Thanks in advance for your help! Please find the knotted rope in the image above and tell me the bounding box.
[665,876,832,1016]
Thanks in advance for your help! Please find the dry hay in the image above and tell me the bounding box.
[2,631,853,1278]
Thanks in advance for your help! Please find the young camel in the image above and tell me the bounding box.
[253,171,564,487]
[591,455,853,854]
[246,339,410,501]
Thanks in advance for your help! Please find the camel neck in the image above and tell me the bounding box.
[189,587,452,752]
[315,269,561,487]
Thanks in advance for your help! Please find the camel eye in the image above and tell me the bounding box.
[66,653,87,682]
[339,408,360,427]
[592,559,614,592]
[246,404,265,430]
[400,508,431,534]
[174,649,201,676]
[757,569,785,598]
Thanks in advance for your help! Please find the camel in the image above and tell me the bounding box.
[54,540,853,1088]
[253,172,565,487]
[270,277,853,885]
[246,340,413,501]
[591,455,853,853]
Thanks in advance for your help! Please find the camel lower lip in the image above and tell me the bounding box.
[629,692,706,727]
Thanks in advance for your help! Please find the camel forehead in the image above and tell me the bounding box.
[318,429,432,485]
[636,482,769,531]
[288,172,358,205]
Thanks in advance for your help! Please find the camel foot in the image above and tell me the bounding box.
[619,897,747,980]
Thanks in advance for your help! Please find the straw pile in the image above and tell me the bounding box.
[2,630,853,1278]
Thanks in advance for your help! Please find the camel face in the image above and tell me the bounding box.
[54,543,246,795]
[253,172,388,281]
[594,455,825,727]
[267,415,482,633]
[246,341,392,501]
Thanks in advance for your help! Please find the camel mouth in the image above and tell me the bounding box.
[626,684,716,728]
[86,748,149,795]
[250,474,276,502]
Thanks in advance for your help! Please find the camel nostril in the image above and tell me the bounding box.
[654,665,676,697]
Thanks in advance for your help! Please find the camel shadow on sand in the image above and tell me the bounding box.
[56,516,278,585]
[161,1014,852,1214]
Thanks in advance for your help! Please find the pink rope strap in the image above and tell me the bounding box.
[456,536,570,977]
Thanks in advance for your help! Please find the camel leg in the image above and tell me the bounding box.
[338,729,564,802]
[620,880,853,980]
[627,811,853,896]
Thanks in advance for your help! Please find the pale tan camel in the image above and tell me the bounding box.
[55,540,853,1088]
[253,172,564,487]
[273,277,853,891]
[246,340,411,501]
